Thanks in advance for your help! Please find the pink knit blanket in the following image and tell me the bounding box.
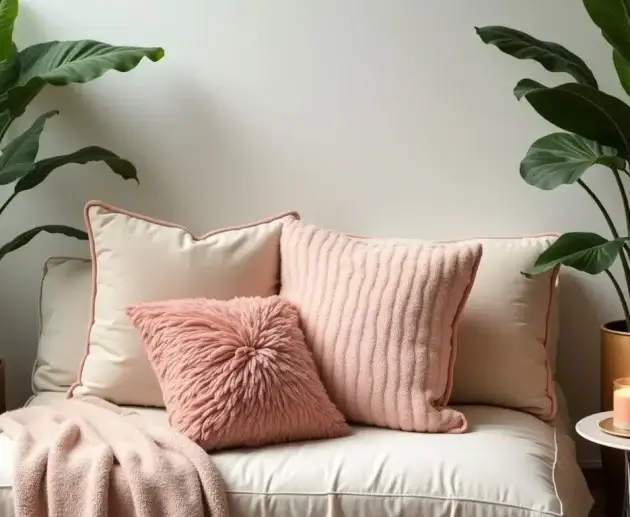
[0,396,229,517]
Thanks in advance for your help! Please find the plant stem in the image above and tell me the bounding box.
[605,269,630,330]
[578,178,630,314]
[611,168,630,274]
[0,192,16,217]
[613,167,630,236]
[0,115,13,143]
[579,179,620,236]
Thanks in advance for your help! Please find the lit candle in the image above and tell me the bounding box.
[614,384,630,430]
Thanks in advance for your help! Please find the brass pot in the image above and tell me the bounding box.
[601,320,630,515]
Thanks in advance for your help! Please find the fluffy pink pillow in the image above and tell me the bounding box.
[279,220,483,433]
[126,296,350,450]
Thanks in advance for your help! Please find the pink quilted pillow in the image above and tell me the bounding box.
[279,220,483,433]
[126,296,351,450]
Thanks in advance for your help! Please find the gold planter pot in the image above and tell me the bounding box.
[601,320,630,515]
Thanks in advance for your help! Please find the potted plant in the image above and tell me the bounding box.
[0,0,163,261]
[475,0,630,508]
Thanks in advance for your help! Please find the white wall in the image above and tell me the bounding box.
[4,0,624,466]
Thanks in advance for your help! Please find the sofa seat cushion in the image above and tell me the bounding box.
[13,392,592,517]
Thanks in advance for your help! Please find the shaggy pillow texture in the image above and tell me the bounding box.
[280,220,483,433]
[126,295,351,450]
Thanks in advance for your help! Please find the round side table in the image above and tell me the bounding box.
[577,411,630,516]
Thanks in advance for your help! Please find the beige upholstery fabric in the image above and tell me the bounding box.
[32,258,91,393]
[69,202,298,407]
[449,236,559,420]
[0,389,592,517]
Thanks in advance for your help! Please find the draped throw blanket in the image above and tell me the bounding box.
[0,396,229,517]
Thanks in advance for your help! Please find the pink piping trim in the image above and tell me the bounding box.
[67,200,300,399]
[541,266,559,421]
[345,230,561,421]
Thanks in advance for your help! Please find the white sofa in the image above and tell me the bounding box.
[0,257,594,517]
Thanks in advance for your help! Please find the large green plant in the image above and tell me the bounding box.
[0,0,163,262]
[477,0,630,330]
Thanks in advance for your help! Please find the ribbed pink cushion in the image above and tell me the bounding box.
[126,296,350,450]
[279,220,482,433]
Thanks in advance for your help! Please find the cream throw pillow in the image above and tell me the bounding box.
[69,201,298,407]
[33,257,91,393]
[449,236,559,420]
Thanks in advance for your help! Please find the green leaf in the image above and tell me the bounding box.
[0,44,18,138]
[0,111,9,136]
[7,41,164,117]
[520,133,622,190]
[14,146,138,194]
[0,225,87,262]
[514,78,545,100]
[584,0,630,62]
[476,25,598,87]
[0,44,18,94]
[525,232,630,276]
[521,82,630,158]
[0,0,18,62]
[0,110,57,185]
[614,49,630,96]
